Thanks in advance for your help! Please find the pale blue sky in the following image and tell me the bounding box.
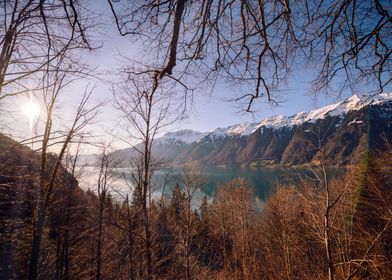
[3,1,388,152]
[80,2,353,137]
[55,1,386,150]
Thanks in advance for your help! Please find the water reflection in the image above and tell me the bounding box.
[80,166,344,202]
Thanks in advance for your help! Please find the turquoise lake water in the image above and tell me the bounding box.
[151,166,344,201]
[82,166,344,201]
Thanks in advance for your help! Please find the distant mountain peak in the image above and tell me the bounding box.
[156,129,208,144]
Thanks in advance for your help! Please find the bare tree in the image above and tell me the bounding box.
[295,139,392,280]
[176,163,208,280]
[94,147,118,280]
[108,0,391,111]
[53,140,83,280]
[210,178,255,279]
[27,61,100,279]
[113,69,180,279]
[0,0,96,101]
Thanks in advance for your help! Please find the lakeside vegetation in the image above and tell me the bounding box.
[1,133,391,279]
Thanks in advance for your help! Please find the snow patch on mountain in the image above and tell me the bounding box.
[209,93,392,138]
[156,129,208,145]
[348,119,363,125]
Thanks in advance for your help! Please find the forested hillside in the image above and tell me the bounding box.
[1,133,391,279]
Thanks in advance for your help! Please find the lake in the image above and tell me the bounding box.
[80,166,344,202]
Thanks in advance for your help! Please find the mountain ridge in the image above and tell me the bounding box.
[208,93,392,138]
[84,93,392,167]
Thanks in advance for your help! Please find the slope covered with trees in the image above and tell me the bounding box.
[1,132,391,279]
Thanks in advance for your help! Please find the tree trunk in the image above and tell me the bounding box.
[127,199,135,280]
[96,196,105,280]
[324,207,334,280]
[142,194,152,280]
[28,198,46,280]
[186,196,191,280]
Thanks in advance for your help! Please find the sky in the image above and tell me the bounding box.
[74,4,354,142]
[77,4,339,128]
[2,1,388,152]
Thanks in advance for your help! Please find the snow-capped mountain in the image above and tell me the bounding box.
[155,129,208,145]
[104,130,208,166]
[176,93,391,166]
[85,93,392,167]
[182,93,392,166]
[209,93,392,138]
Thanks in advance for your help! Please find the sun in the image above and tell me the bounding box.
[22,100,40,120]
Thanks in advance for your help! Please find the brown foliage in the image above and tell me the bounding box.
[1,142,391,279]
